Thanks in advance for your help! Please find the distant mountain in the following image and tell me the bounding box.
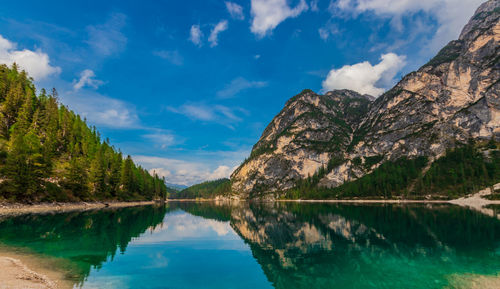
[168,178,231,199]
[165,183,188,191]
[231,0,500,199]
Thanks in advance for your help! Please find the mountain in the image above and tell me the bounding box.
[231,89,373,198]
[168,178,231,199]
[165,182,188,190]
[0,64,168,202]
[231,0,500,199]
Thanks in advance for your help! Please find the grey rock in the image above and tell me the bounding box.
[231,0,500,197]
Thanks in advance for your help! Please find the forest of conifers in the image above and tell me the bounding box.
[0,64,168,202]
[168,178,231,199]
[284,140,500,200]
[170,139,500,200]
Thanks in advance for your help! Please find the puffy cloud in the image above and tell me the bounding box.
[73,69,103,90]
[331,0,483,53]
[322,53,406,96]
[153,50,183,66]
[208,20,229,47]
[216,77,268,99]
[225,2,245,20]
[250,0,308,37]
[132,213,237,245]
[0,34,60,80]
[134,155,242,186]
[189,25,203,46]
[62,89,139,128]
[94,108,137,128]
[86,13,127,56]
[208,165,234,180]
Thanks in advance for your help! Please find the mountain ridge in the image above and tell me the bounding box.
[230,0,500,199]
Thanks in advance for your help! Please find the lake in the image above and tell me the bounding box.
[0,202,499,288]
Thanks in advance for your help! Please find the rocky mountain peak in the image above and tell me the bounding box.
[459,0,499,41]
[325,89,376,101]
[231,89,372,197]
[231,0,500,198]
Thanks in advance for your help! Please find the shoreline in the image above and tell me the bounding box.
[168,198,452,203]
[0,195,498,216]
[0,256,58,289]
[167,197,500,205]
[0,195,498,287]
[0,201,159,288]
[0,245,73,289]
[0,200,157,216]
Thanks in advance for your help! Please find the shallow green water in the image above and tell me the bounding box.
[0,202,499,288]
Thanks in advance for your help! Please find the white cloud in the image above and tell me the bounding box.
[153,50,183,66]
[225,2,245,20]
[208,20,229,47]
[134,155,242,186]
[94,109,137,128]
[131,213,237,245]
[250,0,308,37]
[168,104,216,121]
[331,0,483,53]
[167,103,246,129]
[214,105,243,123]
[0,34,60,80]
[311,0,320,11]
[62,89,139,128]
[318,22,339,41]
[322,53,406,96]
[217,77,268,98]
[189,25,203,46]
[73,69,103,90]
[143,132,177,149]
[208,165,234,180]
[86,13,127,56]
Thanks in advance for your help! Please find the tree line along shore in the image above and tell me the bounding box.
[0,64,168,203]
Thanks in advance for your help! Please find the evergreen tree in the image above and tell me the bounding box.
[120,155,134,199]
[0,64,168,202]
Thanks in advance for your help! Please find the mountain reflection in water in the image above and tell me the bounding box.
[0,202,499,289]
[178,201,500,289]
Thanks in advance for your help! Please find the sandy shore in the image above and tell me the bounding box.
[447,273,500,289]
[449,184,500,219]
[0,257,57,289]
[0,201,160,288]
[0,246,73,289]
[0,200,156,216]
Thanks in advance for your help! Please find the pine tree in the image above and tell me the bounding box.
[89,148,106,198]
[0,64,168,202]
[120,155,134,199]
[65,156,89,200]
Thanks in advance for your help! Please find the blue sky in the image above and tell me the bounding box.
[0,0,483,186]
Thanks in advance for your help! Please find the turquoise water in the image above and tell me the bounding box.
[0,202,499,288]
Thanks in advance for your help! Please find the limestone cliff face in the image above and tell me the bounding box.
[231,90,372,198]
[231,0,500,197]
[333,0,500,187]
